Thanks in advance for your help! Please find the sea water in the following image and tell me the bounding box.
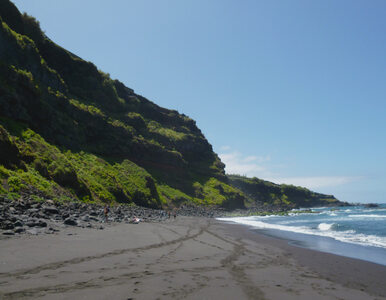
[218,204,386,266]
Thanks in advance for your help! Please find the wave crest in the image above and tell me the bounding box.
[318,223,334,231]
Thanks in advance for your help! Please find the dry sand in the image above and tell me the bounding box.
[0,217,385,300]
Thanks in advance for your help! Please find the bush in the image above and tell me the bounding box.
[0,165,11,179]
[7,175,23,192]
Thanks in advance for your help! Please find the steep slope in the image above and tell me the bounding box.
[0,0,244,208]
[228,175,344,208]
[0,0,343,210]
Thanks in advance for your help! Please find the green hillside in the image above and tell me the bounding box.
[228,175,342,208]
[0,0,343,209]
[0,0,245,208]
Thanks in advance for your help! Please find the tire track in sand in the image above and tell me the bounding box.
[0,221,210,279]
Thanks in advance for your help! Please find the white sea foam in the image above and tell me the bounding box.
[362,208,386,213]
[349,214,386,219]
[318,223,334,231]
[218,217,386,249]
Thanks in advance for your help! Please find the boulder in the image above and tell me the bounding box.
[13,220,23,227]
[14,226,25,233]
[80,215,90,222]
[2,221,15,230]
[64,217,78,226]
[43,206,59,215]
[2,230,15,235]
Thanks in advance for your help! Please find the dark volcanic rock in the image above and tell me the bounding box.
[14,227,25,233]
[80,215,90,222]
[2,230,15,235]
[25,219,47,227]
[37,220,47,227]
[43,206,59,215]
[13,220,23,227]
[0,197,229,237]
[364,203,379,208]
[2,221,15,230]
[64,218,78,226]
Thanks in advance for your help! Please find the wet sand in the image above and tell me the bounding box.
[0,217,385,299]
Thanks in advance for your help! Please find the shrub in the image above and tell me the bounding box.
[7,175,23,192]
[0,165,11,179]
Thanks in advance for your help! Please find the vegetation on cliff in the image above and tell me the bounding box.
[228,175,341,208]
[0,0,243,208]
[0,0,342,209]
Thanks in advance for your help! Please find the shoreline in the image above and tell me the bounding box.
[218,219,386,266]
[256,227,386,266]
[1,216,385,299]
[217,220,386,298]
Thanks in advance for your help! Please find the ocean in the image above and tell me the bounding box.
[218,204,386,266]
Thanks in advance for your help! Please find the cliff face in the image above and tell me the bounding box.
[0,0,342,209]
[228,175,343,208]
[0,0,243,208]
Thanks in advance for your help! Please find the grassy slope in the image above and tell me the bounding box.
[0,1,243,208]
[228,175,341,208]
[0,0,341,209]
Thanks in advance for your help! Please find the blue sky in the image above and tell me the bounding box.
[12,0,386,203]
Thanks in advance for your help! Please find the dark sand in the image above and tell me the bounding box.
[0,217,385,299]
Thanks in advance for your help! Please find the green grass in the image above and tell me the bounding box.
[0,123,244,209]
[147,120,187,141]
[0,4,339,210]
[69,98,106,117]
[157,184,194,206]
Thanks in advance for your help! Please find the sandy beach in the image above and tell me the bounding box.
[0,217,385,300]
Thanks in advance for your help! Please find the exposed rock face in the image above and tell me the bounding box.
[364,203,379,208]
[0,0,342,210]
[0,126,21,168]
[228,175,347,208]
[0,0,233,208]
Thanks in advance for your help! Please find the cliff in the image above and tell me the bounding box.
[228,175,344,208]
[0,0,343,209]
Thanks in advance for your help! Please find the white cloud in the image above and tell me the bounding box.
[265,176,361,189]
[219,151,271,177]
[219,147,361,190]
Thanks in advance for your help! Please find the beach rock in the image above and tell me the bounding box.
[13,220,23,227]
[27,208,39,215]
[14,227,25,233]
[80,215,90,222]
[2,230,15,235]
[37,220,47,227]
[64,218,78,226]
[43,206,59,215]
[26,219,47,227]
[2,220,15,230]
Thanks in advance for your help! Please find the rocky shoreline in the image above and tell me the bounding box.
[0,196,292,237]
